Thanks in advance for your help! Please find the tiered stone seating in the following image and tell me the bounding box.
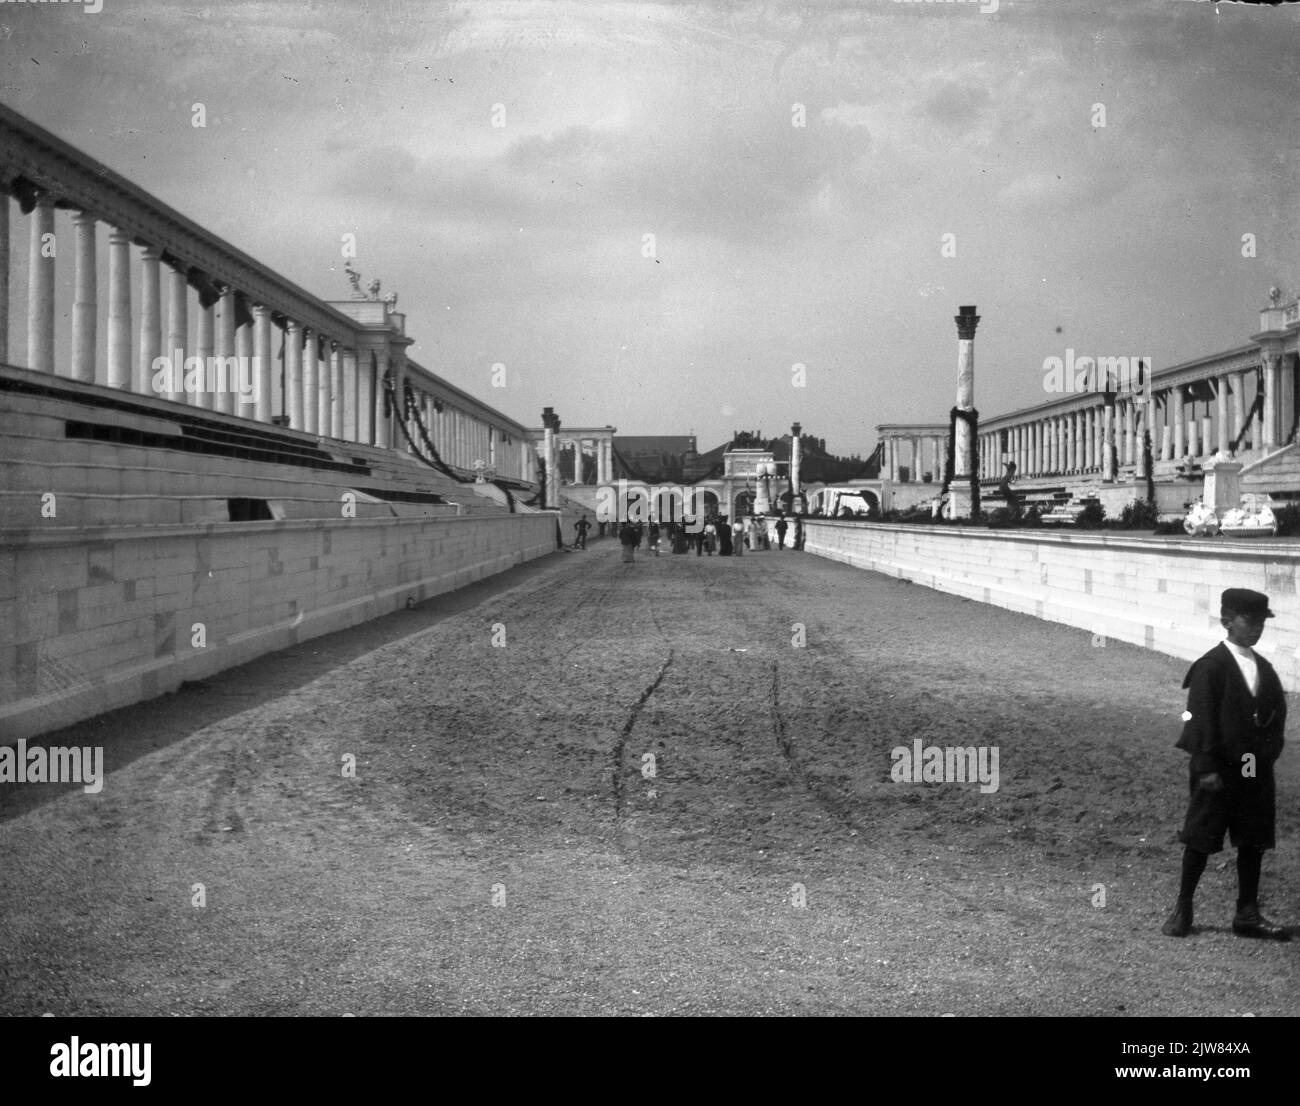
[0,364,511,528]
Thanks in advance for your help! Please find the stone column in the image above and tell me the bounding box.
[1084,409,1095,472]
[318,339,333,434]
[136,245,162,396]
[947,306,980,519]
[544,425,557,508]
[285,320,303,429]
[195,300,214,409]
[1129,400,1140,467]
[303,330,319,434]
[1283,356,1295,446]
[1262,353,1280,448]
[791,422,802,497]
[1215,377,1229,455]
[331,346,345,439]
[1230,371,1246,450]
[27,193,55,374]
[107,230,133,389]
[1187,416,1199,458]
[344,349,361,442]
[1140,396,1155,478]
[166,261,187,403]
[1172,387,1186,458]
[1102,402,1116,482]
[71,211,97,382]
[213,287,236,413]
[366,352,380,446]
[235,310,255,417]
[251,304,272,422]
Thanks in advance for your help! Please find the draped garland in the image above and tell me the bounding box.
[384,377,519,512]
[1229,384,1265,456]
[1143,428,1155,504]
[941,406,980,516]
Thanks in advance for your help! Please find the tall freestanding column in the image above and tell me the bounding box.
[71,210,97,382]
[947,305,980,519]
[27,193,55,374]
[790,421,802,504]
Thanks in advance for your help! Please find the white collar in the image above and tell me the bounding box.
[1224,639,1256,661]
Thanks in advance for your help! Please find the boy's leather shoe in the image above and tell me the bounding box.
[1232,905,1291,941]
[1161,901,1193,937]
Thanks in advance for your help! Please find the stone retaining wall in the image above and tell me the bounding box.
[1,513,557,740]
[804,519,1300,688]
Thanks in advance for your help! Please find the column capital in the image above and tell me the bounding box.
[954,304,980,340]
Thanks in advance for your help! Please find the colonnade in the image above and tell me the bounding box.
[976,356,1290,482]
[0,187,535,481]
[554,436,614,485]
[881,433,946,483]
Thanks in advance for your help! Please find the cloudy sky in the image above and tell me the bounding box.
[2,0,1297,455]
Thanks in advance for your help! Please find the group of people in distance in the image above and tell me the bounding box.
[571,511,805,561]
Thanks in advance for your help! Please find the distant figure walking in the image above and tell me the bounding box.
[648,519,661,556]
[775,514,788,550]
[574,514,591,550]
[618,521,638,563]
[732,517,745,556]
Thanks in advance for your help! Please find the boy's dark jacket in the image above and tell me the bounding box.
[1176,642,1286,776]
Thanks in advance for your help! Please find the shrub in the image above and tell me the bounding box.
[1117,498,1159,530]
[1275,503,1300,537]
[1077,500,1106,529]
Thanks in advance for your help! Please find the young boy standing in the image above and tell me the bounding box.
[1162,588,1289,941]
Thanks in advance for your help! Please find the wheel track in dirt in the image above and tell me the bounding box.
[767,657,865,833]
[610,650,674,824]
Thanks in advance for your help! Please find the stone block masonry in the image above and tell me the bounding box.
[0,513,557,741]
[804,520,1300,689]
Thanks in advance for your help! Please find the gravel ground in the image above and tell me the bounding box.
[1,536,1296,1016]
